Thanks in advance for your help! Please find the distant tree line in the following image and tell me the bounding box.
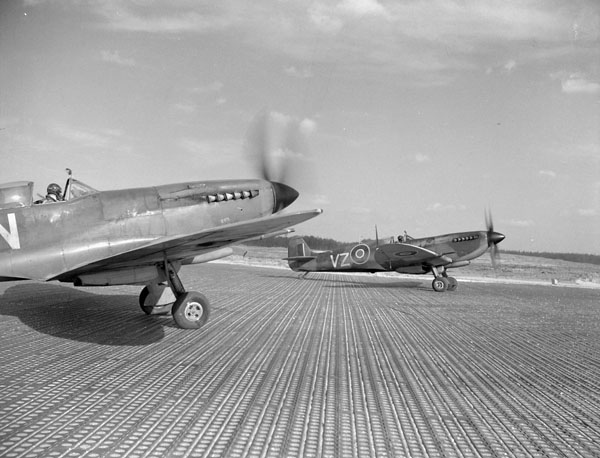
[246,236,600,265]
[246,235,347,251]
[503,250,600,266]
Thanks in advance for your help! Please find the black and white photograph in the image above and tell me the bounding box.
[1,1,599,456]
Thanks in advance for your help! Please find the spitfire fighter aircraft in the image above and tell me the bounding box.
[285,215,504,292]
[0,114,322,329]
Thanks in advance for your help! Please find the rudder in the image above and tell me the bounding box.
[285,236,313,271]
[288,236,310,258]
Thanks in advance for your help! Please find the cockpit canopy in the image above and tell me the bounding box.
[0,178,98,209]
[65,178,98,200]
[0,181,34,209]
[397,233,414,242]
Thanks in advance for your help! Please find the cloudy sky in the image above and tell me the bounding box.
[1,0,599,254]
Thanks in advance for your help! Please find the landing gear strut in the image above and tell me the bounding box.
[166,261,210,329]
[430,266,457,292]
[139,259,211,329]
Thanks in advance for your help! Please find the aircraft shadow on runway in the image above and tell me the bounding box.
[260,272,425,290]
[0,283,165,345]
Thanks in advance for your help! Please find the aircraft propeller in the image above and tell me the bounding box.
[485,209,505,268]
[244,110,315,212]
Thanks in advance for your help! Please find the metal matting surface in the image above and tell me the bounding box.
[0,263,599,457]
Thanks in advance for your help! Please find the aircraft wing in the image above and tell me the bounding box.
[52,209,322,281]
[375,243,453,267]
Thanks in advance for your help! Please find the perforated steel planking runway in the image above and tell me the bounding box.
[0,263,599,457]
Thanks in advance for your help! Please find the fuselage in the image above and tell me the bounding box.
[0,179,281,281]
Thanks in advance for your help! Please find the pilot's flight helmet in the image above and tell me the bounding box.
[47,183,62,197]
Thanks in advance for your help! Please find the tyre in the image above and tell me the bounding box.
[432,276,449,292]
[447,277,458,291]
[172,292,211,329]
[139,287,152,315]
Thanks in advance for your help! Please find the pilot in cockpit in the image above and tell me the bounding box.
[398,231,409,243]
[43,183,63,203]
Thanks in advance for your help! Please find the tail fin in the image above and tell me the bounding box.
[284,236,315,271]
[288,236,311,258]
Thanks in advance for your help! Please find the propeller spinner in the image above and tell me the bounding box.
[271,181,299,212]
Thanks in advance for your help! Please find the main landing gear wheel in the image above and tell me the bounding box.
[139,286,173,315]
[155,259,211,329]
[446,276,458,291]
[139,287,152,314]
[432,276,449,292]
[172,292,210,329]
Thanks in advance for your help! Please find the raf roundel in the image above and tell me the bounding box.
[350,244,370,265]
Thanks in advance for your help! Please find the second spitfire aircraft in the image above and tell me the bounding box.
[285,214,504,292]
[0,112,321,329]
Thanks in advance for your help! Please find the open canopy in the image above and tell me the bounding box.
[0,178,98,209]
[64,178,98,200]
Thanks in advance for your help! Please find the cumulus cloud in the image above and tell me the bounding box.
[349,206,372,215]
[94,2,241,34]
[503,59,517,73]
[49,123,124,149]
[172,103,197,114]
[178,138,212,155]
[284,66,314,79]
[45,123,133,159]
[561,75,600,94]
[308,0,388,33]
[264,112,317,138]
[87,0,569,44]
[57,1,599,86]
[244,111,317,174]
[188,81,225,106]
[312,194,331,206]
[554,142,600,162]
[178,137,239,163]
[100,50,135,67]
[578,208,598,217]
[539,170,557,178]
[504,219,534,227]
[192,81,224,94]
[308,4,344,34]
[426,202,466,212]
[299,118,318,136]
[338,0,388,18]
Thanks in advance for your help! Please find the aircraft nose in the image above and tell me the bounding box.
[271,181,299,212]
[489,232,505,245]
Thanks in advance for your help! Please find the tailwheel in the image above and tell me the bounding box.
[432,276,449,292]
[446,276,458,292]
[172,292,210,329]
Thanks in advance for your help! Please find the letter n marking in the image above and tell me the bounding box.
[0,213,20,249]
